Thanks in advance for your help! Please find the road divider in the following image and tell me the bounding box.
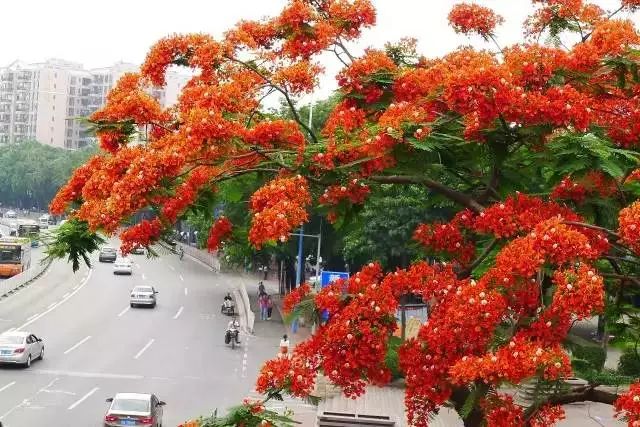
[0,257,53,299]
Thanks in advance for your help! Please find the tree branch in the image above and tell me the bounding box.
[224,56,319,145]
[562,221,620,240]
[459,239,499,277]
[369,175,484,213]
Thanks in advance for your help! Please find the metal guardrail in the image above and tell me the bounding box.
[0,258,52,298]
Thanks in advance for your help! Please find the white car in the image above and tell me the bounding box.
[113,258,133,275]
[0,331,44,368]
[130,285,158,308]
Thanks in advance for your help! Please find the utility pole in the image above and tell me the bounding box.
[293,99,315,289]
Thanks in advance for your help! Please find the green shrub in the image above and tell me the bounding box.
[571,344,606,372]
[385,336,403,380]
[618,347,640,376]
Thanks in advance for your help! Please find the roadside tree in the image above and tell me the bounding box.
[49,0,640,425]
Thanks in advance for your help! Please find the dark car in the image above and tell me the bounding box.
[99,247,117,263]
[104,393,165,427]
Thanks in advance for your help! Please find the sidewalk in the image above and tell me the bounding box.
[250,274,313,345]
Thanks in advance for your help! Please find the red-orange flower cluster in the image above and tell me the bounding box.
[448,3,504,37]
[120,218,163,255]
[206,216,233,251]
[615,381,640,426]
[248,175,311,248]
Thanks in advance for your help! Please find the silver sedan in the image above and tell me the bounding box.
[0,331,44,368]
[130,286,158,308]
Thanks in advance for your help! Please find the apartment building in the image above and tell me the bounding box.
[0,59,190,150]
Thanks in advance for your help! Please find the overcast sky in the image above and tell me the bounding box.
[2,0,633,98]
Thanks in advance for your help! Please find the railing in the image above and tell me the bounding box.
[0,258,51,298]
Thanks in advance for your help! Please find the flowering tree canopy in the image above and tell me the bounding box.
[50,0,640,426]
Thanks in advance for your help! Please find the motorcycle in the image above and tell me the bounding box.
[221,299,235,316]
[225,325,240,349]
[179,247,184,260]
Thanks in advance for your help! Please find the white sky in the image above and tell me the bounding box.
[1,0,633,99]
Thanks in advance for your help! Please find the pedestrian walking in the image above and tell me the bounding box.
[278,334,290,358]
[266,294,273,320]
[258,292,269,321]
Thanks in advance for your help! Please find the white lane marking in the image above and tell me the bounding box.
[142,273,147,280]
[42,389,76,396]
[2,327,15,334]
[32,369,143,380]
[0,377,58,420]
[184,287,188,296]
[0,381,16,393]
[134,338,155,359]
[117,306,130,317]
[47,302,57,309]
[26,313,40,321]
[63,335,92,355]
[17,269,93,330]
[67,387,99,410]
[72,285,79,290]
[173,306,184,320]
[179,274,184,281]
[136,263,141,269]
[169,265,175,271]
[62,292,70,299]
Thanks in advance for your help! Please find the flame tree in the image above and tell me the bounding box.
[49,0,640,426]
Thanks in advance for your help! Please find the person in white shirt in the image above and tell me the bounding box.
[278,334,290,358]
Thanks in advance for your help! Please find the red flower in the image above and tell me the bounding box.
[615,381,640,426]
[448,3,504,37]
[206,216,233,251]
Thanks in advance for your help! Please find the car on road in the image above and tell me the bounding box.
[0,331,44,368]
[114,258,133,275]
[4,210,17,219]
[131,245,146,255]
[99,246,118,263]
[130,285,158,308]
[38,215,50,229]
[104,393,165,427]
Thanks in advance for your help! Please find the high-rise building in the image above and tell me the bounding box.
[0,59,190,150]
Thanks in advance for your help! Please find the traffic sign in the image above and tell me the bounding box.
[320,271,349,288]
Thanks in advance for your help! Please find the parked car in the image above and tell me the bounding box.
[104,393,165,427]
[113,258,133,275]
[130,285,158,308]
[99,246,118,263]
[0,331,44,368]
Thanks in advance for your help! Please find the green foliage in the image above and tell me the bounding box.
[43,218,105,272]
[384,336,403,380]
[342,185,436,269]
[197,404,300,427]
[581,369,636,386]
[0,140,97,209]
[570,344,606,373]
[618,346,640,376]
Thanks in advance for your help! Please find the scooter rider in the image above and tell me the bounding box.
[222,292,235,314]
[226,316,241,344]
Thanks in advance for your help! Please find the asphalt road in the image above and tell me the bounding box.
[0,240,283,426]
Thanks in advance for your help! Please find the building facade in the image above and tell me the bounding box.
[0,59,190,150]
